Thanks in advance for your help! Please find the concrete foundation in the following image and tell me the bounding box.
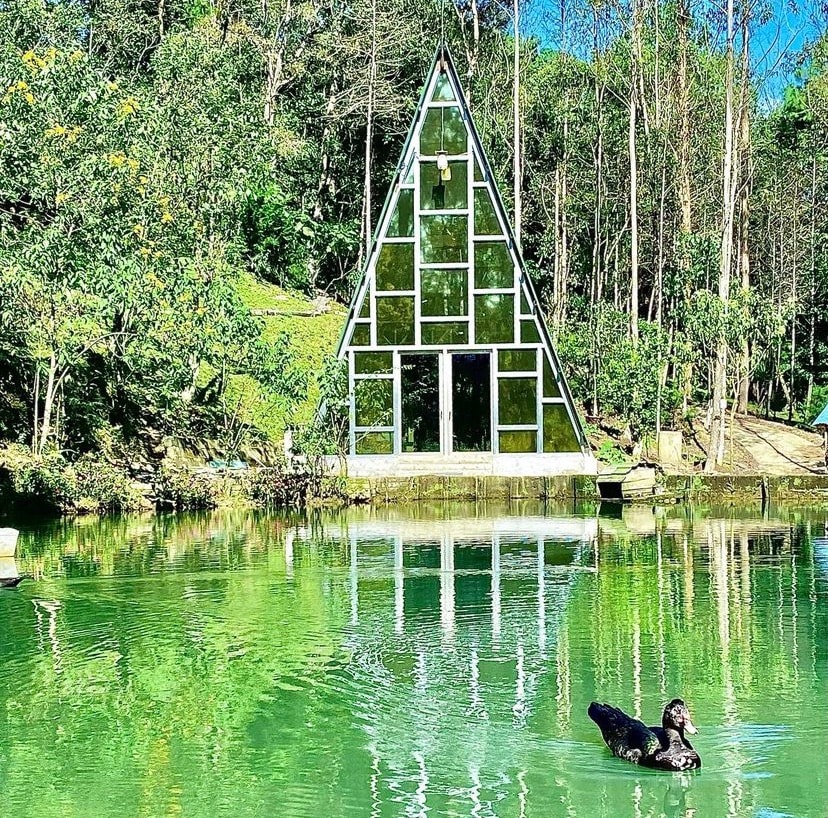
[345,452,597,478]
[340,471,828,505]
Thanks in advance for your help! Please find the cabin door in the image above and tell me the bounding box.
[448,353,492,453]
[400,351,492,454]
[400,353,441,453]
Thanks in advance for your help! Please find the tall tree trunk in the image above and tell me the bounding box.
[554,165,562,320]
[706,0,738,472]
[513,0,522,248]
[592,81,605,306]
[789,203,798,421]
[554,105,570,330]
[32,366,40,454]
[806,153,817,411]
[37,353,58,456]
[361,0,377,263]
[736,16,751,415]
[628,0,640,342]
[453,0,481,100]
[676,0,692,242]
[656,163,666,327]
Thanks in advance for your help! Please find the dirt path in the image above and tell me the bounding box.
[727,415,825,475]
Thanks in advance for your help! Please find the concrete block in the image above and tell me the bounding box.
[657,431,683,468]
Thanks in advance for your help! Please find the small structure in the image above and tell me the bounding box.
[335,44,594,478]
[812,403,828,470]
[596,465,658,501]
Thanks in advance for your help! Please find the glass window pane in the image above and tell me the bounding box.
[420,215,468,264]
[474,242,513,289]
[355,431,394,455]
[499,430,537,453]
[474,294,514,344]
[432,74,455,101]
[499,349,537,372]
[543,356,562,398]
[421,269,468,316]
[351,323,370,346]
[354,352,393,374]
[421,321,468,345]
[498,377,537,425]
[376,296,415,345]
[474,188,500,235]
[521,319,540,343]
[543,404,581,452]
[387,189,414,237]
[420,161,468,210]
[420,106,466,155]
[473,156,485,182]
[520,290,532,314]
[355,379,393,427]
[376,243,414,291]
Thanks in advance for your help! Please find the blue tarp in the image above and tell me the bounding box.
[812,403,828,426]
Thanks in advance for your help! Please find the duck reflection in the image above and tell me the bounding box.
[663,775,693,818]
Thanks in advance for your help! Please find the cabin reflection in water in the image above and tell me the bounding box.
[285,506,824,818]
[294,511,598,721]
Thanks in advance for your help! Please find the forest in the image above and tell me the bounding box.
[0,0,826,486]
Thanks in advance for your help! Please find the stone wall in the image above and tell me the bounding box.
[342,472,828,505]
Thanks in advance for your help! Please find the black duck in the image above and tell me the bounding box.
[588,698,701,771]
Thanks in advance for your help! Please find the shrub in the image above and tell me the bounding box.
[7,448,78,511]
[156,467,219,510]
[73,456,146,513]
[596,440,628,465]
[0,445,150,513]
[803,384,828,426]
[248,468,308,507]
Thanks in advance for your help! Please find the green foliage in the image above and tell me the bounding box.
[0,0,827,474]
[0,445,145,512]
[156,467,219,510]
[248,469,309,507]
[73,456,146,513]
[241,184,315,290]
[804,384,828,426]
[596,440,629,465]
[559,305,680,440]
[5,447,78,511]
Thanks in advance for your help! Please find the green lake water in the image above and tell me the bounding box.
[1,502,826,818]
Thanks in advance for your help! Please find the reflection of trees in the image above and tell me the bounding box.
[3,511,350,817]
[0,506,825,817]
[15,510,299,580]
[571,509,826,818]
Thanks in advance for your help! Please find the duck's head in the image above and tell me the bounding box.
[662,699,698,735]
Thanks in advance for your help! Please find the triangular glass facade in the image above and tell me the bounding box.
[338,46,587,464]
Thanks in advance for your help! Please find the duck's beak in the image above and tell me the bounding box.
[684,717,698,735]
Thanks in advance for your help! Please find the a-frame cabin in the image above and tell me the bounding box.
[336,45,595,477]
